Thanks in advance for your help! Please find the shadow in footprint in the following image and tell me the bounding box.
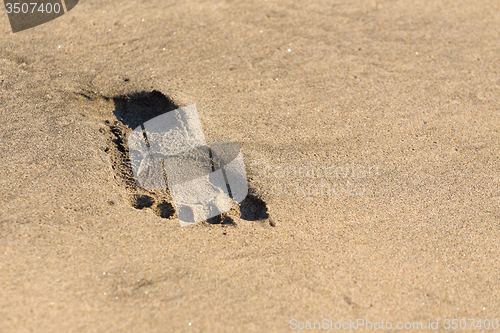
[206,214,237,225]
[240,195,269,221]
[113,90,179,129]
[153,201,176,219]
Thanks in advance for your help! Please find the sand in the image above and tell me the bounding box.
[1,0,500,332]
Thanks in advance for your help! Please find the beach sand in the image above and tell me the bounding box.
[1,0,500,331]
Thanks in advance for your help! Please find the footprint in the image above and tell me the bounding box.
[98,90,273,225]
